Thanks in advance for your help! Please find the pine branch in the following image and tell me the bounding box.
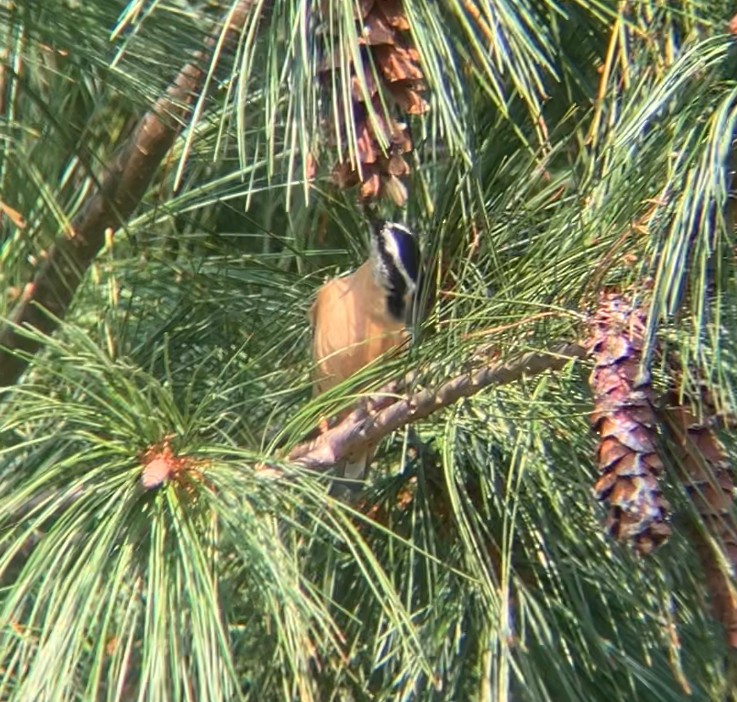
[286,343,586,472]
[0,0,268,388]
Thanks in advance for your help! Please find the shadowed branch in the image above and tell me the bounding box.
[0,0,268,388]
[286,343,587,472]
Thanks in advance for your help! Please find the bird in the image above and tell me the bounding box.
[310,220,421,492]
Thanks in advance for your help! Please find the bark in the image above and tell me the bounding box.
[287,343,586,471]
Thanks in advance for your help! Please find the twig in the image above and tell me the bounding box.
[287,343,586,471]
[0,0,268,388]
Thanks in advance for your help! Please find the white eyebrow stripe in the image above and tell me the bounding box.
[380,223,418,292]
[384,221,413,237]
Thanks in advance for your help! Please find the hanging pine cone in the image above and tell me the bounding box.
[322,0,429,205]
[663,391,737,648]
[586,291,671,555]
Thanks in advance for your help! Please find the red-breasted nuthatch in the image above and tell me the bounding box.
[310,221,420,489]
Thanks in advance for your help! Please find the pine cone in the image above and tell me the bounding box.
[321,0,429,205]
[664,393,737,648]
[587,292,671,555]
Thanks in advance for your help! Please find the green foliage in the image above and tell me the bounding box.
[2,0,737,700]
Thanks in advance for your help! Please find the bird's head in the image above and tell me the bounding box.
[370,221,421,323]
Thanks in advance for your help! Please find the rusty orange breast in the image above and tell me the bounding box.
[311,261,409,395]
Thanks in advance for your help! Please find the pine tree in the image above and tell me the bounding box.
[1,1,737,700]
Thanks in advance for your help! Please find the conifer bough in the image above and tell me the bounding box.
[0,0,268,388]
[288,344,587,470]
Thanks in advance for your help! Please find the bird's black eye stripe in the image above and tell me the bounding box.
[373,221,421,322]
[376,233,406,320]
[377,224,420,287]
[387,296,405,321]
[393,231,419,285]
[386,279,407,320]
